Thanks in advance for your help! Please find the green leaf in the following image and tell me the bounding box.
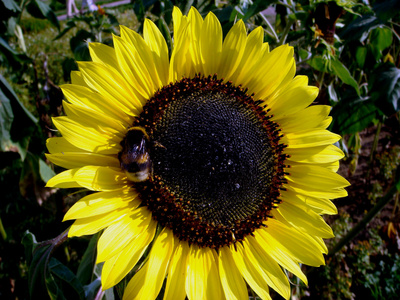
[39,158,56,183]
[22,230,38,265]
[370,27,393,60]
[0,80,14,151]
[308,55,329,72]
[370,64,400,116]
[339,14,381,42]
[373,0,400,23]
[70,29,95,61]
[330,57,360,95]
[355,46,367,69]
[0,74,37,159]
[77,233,100,285]
[26,0,60,30]
[2,0,21,13]
[48,258,85,300]
[83,278,101,300]
[331,97,378,134]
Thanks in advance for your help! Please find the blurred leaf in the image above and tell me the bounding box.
[62,57,78,82]
[22,230,37,265]
[104,288,115,300]
[77,233,99,285]
[48,258,85,300]
[26,0,60,30]
[370,27,393,60]
[309,55,329,72]
[0,74,37,159]
[370,64,400,117]
[339,14,381,42]
[355,46,367,69]
[70,29,94,61]
[331,97,378,134]
[0,80,13,151]
[373,0,400,23]
[0,36,31,67]
[39,158,56,183]
[330,57,360,95]
[241,0,276,22]
[83,278,101,300]
[2,0,20,13]
[54,20,77,41]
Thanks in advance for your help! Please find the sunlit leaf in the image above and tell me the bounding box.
[331,57,360,95]
[370,27,393,60]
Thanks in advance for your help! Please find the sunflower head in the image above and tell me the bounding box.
[46,6,349,300]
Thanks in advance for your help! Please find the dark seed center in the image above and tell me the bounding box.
[133,75,286,248]
[151,90,275,227]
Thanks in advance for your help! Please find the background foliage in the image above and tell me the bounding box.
[1,0,399,299]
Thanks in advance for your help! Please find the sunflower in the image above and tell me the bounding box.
[46,6,349,300]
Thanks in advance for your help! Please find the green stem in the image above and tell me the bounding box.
[0,217,7,240]
[277,18,295,46]
[258,12,278,42]
[329,167,400,256]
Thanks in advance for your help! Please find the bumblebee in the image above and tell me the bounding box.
[118,126,152,182]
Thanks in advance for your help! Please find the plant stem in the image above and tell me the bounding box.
[0,217,6,240]
[366,121,382,179]
[328,166,400,257]
[258,12,278,42]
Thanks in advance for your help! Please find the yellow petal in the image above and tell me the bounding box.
[46,137,85,154]
[70,71,87,86]
[143,19,169,86]
[52,116,121,155]
[123,228,175,300]
[277,105,332,132]
[62,101,126,138]
[46,169,81,188]
[228,27,264,85]
[280,189,338,215]
[230,243,272,300]
[89,42,118,70]
[269,84,318,119]
[63,189,138,220]
[218,20,247,80]
[164,238,190,300]
[286,165,350,190]
[219,246,248,300]
[253,229,308,285]
[101,220,156,289]
[47,165,128,191]
[261,219,326,266]
[199,12,222,75]
[273,201,334,238]
[281,130,341,149]
[97,206,152,262]
[246,45,295,101]
[68,208,129,237]
[285,144,344,164]
[243,236,290,299]
[72,166,127,191]
[186,245,222,300]
[46,152,119,170]
[78,61,143,114]
[61,84,135,123]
